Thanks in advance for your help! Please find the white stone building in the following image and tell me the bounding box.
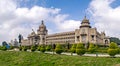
[21,16,110,46]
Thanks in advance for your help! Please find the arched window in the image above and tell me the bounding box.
[105,40,108,44]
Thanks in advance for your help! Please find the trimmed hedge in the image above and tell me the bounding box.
[37,46,41,51]
[107,42,118,57]
[19,46,22,51]
[55,44,63,54]
[108,49,118,57]
[1,46,7,51]
[40,45,45,53]
[31,45,36,52]
[22,46,27,51]
[88,43,96,53]
[76,43,86,56]
[70,44,76,53]
[46,45,51,51]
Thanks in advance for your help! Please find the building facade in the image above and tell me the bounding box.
[21,16,110,46]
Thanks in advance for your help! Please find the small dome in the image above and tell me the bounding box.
[28,34,30,37]
[81,16,90,24]
[80,16,91,28]
[31,31,36,36]
[28,34,31,37]
[39,20,46,28]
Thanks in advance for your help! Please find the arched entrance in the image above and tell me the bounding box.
[105,39,108,47]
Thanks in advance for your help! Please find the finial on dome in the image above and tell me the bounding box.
[32,29,34,32]
[41,20,44,25]
[85,15,86,19]
[82,15,89,22]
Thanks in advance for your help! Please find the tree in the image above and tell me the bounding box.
[110,37,120,45]
[2,41,7,46]
[107,42,118,57]
[2,41,8,50]
[88,43,96,53]
[76,43,86,56]
[70,44,76,53]
[55,44,63,54]
[46,45,51,51]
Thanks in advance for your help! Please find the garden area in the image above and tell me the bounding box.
[0,42,120,66]
[1,42,119,57]
[0,51,120,66]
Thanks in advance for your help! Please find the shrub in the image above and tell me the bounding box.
[88,43,96,53]
[37,46,41,51]
[19,46,22,51]
[76,43,86,56]
[55,44,63,54]
[46,45,51,51]
[97,50,107,53]
[31,45,36,52]
[108,49,118,57]
[109,42,118,49]
[117,48,120,54]
[22,46,27,51]
[0,46,2,50]
[64,48,69,52]
[70,44,76,53]
[96,47,108,53]
[1,46,7,51]
[10,46,14,50]
[40,45,45,53]
[107,42,118,57]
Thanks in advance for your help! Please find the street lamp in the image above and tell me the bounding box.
[52,43,55,54]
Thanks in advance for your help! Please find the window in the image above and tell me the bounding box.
[42,38,45,41]
[91,35,94,40]
[77,36,79,41]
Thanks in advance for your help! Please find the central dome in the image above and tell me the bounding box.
[37,20,48,35]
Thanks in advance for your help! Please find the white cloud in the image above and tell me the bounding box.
[58,20,80,32]
[0,0,80,43]
[88,0,120,38]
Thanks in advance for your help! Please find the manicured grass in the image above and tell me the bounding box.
[0,51,120,66]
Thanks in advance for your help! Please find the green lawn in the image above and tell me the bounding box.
[0,51,120,66]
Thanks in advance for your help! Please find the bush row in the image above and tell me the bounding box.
[16,42,120,57]
[0,45,14,51]
[19,45,52,52]
[0,46,7,51]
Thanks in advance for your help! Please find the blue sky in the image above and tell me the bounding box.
[0,0,120,43]
[18,0,92,32]
[110,0,120,8]
[19,0,91,20]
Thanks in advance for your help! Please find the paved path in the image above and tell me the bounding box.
[45,51,120,57]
